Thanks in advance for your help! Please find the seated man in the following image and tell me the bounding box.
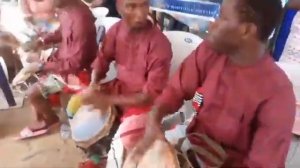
[80,0,172,166]
[19,0,98,138]
[127,0,296,167]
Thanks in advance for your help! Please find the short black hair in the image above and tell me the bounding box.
[237,0,283,41]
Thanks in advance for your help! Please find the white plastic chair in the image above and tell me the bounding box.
[99,17,121,33]
[93,17,119,83]
[94,17,117,81]
[91,7,109,44]
[164,31,203,77]
[94,17,121,44]
[0,56,9,80]
[101,61,117,84]
[163,31,203,121]
[91,7,109,20]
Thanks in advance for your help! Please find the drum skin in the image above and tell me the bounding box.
[70,105,116,149]
[124,140,180,168]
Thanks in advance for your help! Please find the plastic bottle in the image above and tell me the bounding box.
[60,123,71,139]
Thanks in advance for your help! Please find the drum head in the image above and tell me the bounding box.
[71,105,116,149]
[71,106,108,141]
[124,140,180,168]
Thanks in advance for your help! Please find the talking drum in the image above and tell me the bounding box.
[123,140,180,168]
[69,104,117,149]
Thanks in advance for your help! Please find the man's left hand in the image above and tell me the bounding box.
[123,108,165,167]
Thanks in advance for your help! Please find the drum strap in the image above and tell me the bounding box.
[178,133,227,168]
[176,150,195,168]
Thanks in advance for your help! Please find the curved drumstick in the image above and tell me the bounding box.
[81,0,92,7]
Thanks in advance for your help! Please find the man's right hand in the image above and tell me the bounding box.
[89,82,100,90]
[124,110,165,167]
[81,87,110,111]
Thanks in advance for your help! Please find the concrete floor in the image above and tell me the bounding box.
[0,102,82,168]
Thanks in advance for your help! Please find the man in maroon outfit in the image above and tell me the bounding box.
[127,0,296,167]
[79,0,172,167]
[83,0,172,147]
[19,0,97,136]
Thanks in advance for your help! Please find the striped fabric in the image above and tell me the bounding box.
[187,87,227,167]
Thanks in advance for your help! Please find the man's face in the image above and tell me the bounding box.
[120,0,149,29]
[207,0,246,53]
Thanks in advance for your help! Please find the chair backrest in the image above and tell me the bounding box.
[98,17,121,33]
[101,61,117,83]
[91,7,109,20]
[163,31,202,120]
[92,7,109,44]
[163,31,203,77]
[0,56,8,80]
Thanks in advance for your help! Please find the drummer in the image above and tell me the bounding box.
[80,0,172,166]
[18,0,97,139]
[127,0,296,167]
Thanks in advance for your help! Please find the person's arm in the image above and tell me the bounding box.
[91,24,117,85]
[245,84,296,168]
[151,41,213,123]
[42,15,95,74]
[123,42,211,164]
[40,28,62,46]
